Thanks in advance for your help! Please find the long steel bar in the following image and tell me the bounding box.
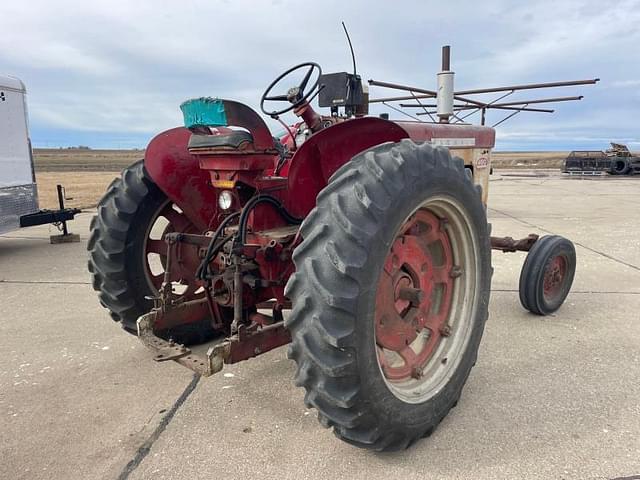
[416,105,554,115]
[484,95,583,107]
[368,78,599,104]
[400,95,583,108]
[368,79,486,107]
[369,93,434,104]
[368,80,437,97]
[455,79,599,96]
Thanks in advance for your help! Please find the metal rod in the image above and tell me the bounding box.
[485,105,554,113]
[491,104,530,127]
[367,81,487,107]
[400,103,442,108]
[416,105,554,115]
[368,79,437,97]
[400,95,582,108]
[369,79,599,104]
[442,45,450,71]
[381,102,425,122]
[483,95,583,107]
[491,234,539,252]
[453,94,486,107]
[56,184,68,236]
[369,93,434,104]
[458,90,515,121]
[451,112,467,124]
[455,78,599,96]
[232,259,243,334]
[410,91,436,122]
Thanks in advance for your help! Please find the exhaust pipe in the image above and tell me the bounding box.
[437,45,454,123]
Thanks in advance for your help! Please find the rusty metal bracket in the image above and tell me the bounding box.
[137,310,291,377]
[490,234,539,253]
[137,310,227,377]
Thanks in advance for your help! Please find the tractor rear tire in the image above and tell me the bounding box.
[285,140,492,451]
[88,160,215,345]
[519,235,576,315]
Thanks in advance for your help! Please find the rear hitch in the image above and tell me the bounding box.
[137,309,227,376]
[137,308,291,377]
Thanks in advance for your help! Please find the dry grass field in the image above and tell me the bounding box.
[32,148,568,210]
[34,148,142,172]
[35,171,120,210]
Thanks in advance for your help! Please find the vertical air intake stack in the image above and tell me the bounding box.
[437,45,454,123]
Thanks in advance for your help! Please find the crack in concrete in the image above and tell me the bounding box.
[117,373,200,480]
[489,207,640,272]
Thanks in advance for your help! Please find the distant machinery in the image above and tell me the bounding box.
[563,143,640,176]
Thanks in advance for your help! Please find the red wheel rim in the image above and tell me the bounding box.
[144,201,203,300]
[375,209,455,382]
[542,254,568,302]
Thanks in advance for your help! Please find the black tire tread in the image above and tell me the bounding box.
[88,160,153,330]
[519,235,576,316]
[285,139,491,451]
[88,161,215,344]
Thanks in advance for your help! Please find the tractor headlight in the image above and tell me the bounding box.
[218,190,233,211]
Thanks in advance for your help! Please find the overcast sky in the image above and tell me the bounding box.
[2,0,639,150]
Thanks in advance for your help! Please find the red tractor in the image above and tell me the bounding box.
[89,50,583,450]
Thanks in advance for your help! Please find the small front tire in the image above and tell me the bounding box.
[519,235,576,315]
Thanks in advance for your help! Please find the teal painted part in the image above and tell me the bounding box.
[180,97,227,128]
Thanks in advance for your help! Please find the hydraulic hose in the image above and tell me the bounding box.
[236,194,302,247]
[196,195,301,280]
[196,212,240,280]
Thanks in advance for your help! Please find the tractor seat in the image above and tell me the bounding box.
[188,130,254,150]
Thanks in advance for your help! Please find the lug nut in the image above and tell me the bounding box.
[439,324,452,337]
[450,266,463,278]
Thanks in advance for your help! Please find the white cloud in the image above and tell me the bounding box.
[1,0,639,149]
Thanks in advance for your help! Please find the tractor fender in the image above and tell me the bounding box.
[144,127,219,232]
[284,117,409,218]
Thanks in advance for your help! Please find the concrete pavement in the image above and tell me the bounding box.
[1,170,639,479]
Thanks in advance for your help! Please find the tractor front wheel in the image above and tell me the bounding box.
[519,235,576,315]
[285,140,492,450]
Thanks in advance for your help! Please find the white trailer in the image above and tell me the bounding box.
[0,74,39,234]
[0,74,78,239]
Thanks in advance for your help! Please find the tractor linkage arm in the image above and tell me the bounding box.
[490,234,539,253]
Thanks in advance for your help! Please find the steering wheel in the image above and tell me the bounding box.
[260,62,322,117]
